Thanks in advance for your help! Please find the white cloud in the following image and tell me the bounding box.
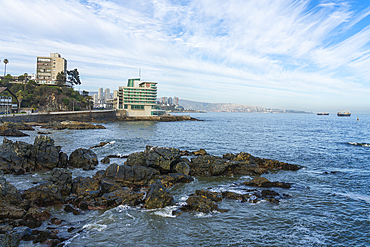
[1,0,370,111]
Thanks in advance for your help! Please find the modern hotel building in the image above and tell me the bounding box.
[116,78,164,116]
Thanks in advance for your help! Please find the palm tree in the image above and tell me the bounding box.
[3,59,9,77]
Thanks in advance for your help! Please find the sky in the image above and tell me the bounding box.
[1,0,370,112]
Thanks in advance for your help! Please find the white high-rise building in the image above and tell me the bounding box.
[104,88,110,100]
[98,88,103,100]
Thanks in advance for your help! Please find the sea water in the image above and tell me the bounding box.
[3,112,370,246]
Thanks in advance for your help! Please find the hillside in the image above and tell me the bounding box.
[179,99,309,113]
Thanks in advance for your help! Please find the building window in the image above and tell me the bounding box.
[131,105,144,110]
[124,104,128,109]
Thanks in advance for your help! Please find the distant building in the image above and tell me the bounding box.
[113,90,118,100]
[167,97,173,105]
[98,88,103,100]
[36,53,67,84]
[116,78,165,116]
[174,96,179,105]
[104,88,110,100]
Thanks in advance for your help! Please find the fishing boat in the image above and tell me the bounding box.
[317,112,329,115]
[337,110,351,117]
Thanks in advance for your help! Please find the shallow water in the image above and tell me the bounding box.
[3,112,370,246]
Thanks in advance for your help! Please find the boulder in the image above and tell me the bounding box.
[49,168,72,196]
[174,162,190,175]
[144,146,181,172]
[0,136,62,174]
[193,149,207,156]
[125,152,146,167]
[195,190,223,202]
[21,208,51,228]
[0,203,25,220]
[101,189,144,207]
[0,170,22,205]
[183,195,219,213]
[31,135,61,170]
[42,121,106,130]
[100,178,124,194]
[103,163,160,186]
[71,177,100,196]
[144,180,173,209]
[69,148,98,170]
[0,232,20,247]
[190,155,238,176]
[90,142,109,149]
[22,182,63,207]
[0,122,34,131]
[100,157,110,164]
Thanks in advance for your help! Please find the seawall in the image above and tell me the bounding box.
[0,110,199,123]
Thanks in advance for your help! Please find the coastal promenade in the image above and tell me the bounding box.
[0,110,197,123]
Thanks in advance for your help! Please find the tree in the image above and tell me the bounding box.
[67,69,81,86]
[56,71,66,86]
[3,59,9,77]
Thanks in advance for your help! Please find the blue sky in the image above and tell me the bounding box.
[1,0,370,112]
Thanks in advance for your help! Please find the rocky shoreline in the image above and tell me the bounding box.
[0,136,301,246]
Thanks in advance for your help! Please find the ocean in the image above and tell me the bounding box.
[3,112,370,246]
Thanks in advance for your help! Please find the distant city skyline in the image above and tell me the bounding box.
[1,0,370,113]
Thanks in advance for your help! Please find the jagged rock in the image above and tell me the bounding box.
[22,182,63,207]
[49,168,72,196]
[0,203,26,220]
[69,148,98,170]
[0,136,62,174]
[144,180,173,209]
[71,177,100,196]
[125,152,146,166]
[102,163,160,186]
[183,195,219,213]
[193,149,207,156]
[174,162,190,175]
[153,173,194,187]
[101,189,144,207]
[100,157,110,164]
[243,176,292,189]
[57,152,68,168]
[0,122,34,131]
[145,146,181,172]
[190,155,239,176]
[31,135,61,170]
[0,170,22,205]
[195,190,223,202]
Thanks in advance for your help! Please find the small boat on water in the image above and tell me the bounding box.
[317,112,329,115]
[337,110,351,117]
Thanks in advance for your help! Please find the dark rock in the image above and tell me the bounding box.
[125,152,146,167]
[100,178,124,194]
[57,152,68,168]
[190,155,239,176]
[79,201,89,210]
[71,177,100,196]
[0,232,20,247]
[0,203,25,220]
[0,136,62,174]
[183,195,219,213]
[144,146,181,172]
[49,168,72,196]
[195,190,223,202]
[42,121,106,130]
[193,149,207,156]
[13,226,32,240]
[154,173,194,187]
[243,176,292,189]
[174,162,190,175]
[90,142,109,149]
[22,182,62,207]
[101,188,144,207]
[0,128,29,137]
[21,208,51,229]
[103,163,160,186]
[69,148,98,170]
[144,180,173,209]
[100,157,110,164]
[0,170,22,205]
[50,218,62,225]
[106,154,129,159]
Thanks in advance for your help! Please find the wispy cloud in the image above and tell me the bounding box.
[1,0,370,111]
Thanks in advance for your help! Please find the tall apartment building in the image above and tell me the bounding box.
[174,96,179,105]
[36,53,67,84]
[104,88,110,100]
[98,88,103,100]
[116,78,164,116]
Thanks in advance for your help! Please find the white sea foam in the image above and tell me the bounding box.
[116,205,131,212]
[195,212,213,218]
[153,206,178,218]
[180,196,189,201]
[337,192,370,204]
[348,142,370,147]
[83,223,107,232]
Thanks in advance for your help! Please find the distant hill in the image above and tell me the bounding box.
[178,99,309,113]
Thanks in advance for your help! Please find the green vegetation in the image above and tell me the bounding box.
[0,75,92,112]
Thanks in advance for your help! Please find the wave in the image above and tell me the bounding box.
[348,142,370,147]
[83,223,107,232]
[153,205,178,218]
[336,192,370,204]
